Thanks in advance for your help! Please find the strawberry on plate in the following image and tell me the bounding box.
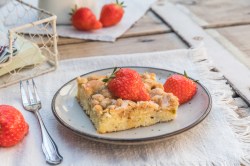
[100,0,125,27]
[103,68,150,101]
[71,6,102,31]
[163,71,197,104]
[0,105,29,147]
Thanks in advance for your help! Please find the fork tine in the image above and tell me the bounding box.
[32,79,41,104]
[26,80,36,105]
[20,81,29,107]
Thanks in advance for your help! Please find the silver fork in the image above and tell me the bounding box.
[20,79,63,165]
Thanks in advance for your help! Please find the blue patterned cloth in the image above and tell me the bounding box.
[0,23,18,64]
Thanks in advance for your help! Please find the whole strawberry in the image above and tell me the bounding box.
[100,0,125,27]
[0,105,29,147]
[104,68,150,101]
[71,7,102,31]
[164,72,197,104]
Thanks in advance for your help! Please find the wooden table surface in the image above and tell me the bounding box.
[58,0,250,116]
[58,11,186,59]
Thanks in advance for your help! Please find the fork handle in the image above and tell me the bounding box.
[35,111,63,165]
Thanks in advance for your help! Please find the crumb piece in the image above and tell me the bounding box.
[92,94,105,102]
[100,98,112,109]
[77,77,88,84]
[99,88,113,98]
[91,99,99,106]
[150,88,164,97]
[87,75,104,81]
[93,105,103,113]
[116,99,123,106]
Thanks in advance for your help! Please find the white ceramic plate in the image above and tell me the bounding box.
[52,67,212,145]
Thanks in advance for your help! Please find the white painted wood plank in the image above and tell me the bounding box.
[206,29,250,69]
[152,1,250,104]
[232,97,249,108]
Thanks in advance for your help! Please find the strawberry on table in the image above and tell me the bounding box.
[100,0,125,27]
[103,68,150,101]
[0,105,29,147]
[71,7,102,31]
[163,71,197,104]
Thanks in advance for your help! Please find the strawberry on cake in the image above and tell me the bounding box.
[77,68,179,133]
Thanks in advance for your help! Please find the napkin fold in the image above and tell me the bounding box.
[0,48,249,166]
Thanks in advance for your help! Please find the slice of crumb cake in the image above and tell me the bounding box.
[77,72,179,134]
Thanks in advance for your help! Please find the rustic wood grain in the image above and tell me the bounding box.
[58,33,187,59]
[57,10,171,46]
[123,10,171,37]
[169,0,250,28]
[206,27,250,69]
[215,25,250,53]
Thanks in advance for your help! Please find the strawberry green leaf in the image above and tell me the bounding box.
[183,70,199,82]
[102,78,109,83]
[69,5,78,16]
[102,67,120,83]
[116,0,126,8]
[184,70,188,78]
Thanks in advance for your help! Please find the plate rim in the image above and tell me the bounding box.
[51,66,212,144]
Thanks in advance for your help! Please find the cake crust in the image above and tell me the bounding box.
[77,72,179,133]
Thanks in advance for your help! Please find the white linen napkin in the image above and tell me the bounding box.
[0,48,249,165]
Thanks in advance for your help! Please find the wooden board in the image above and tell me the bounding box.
[215,25,250,54]
[152,1,250,104]
[58,33,187,59]
[57,10,171,46]
[169,0,250,28]
[206,26,250,69]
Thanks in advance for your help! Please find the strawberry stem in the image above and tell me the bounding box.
[116,0,126,8]
[103,67,119,83]
[69,5,78,16]
[184,70,188,78]
[184,70,199,82]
